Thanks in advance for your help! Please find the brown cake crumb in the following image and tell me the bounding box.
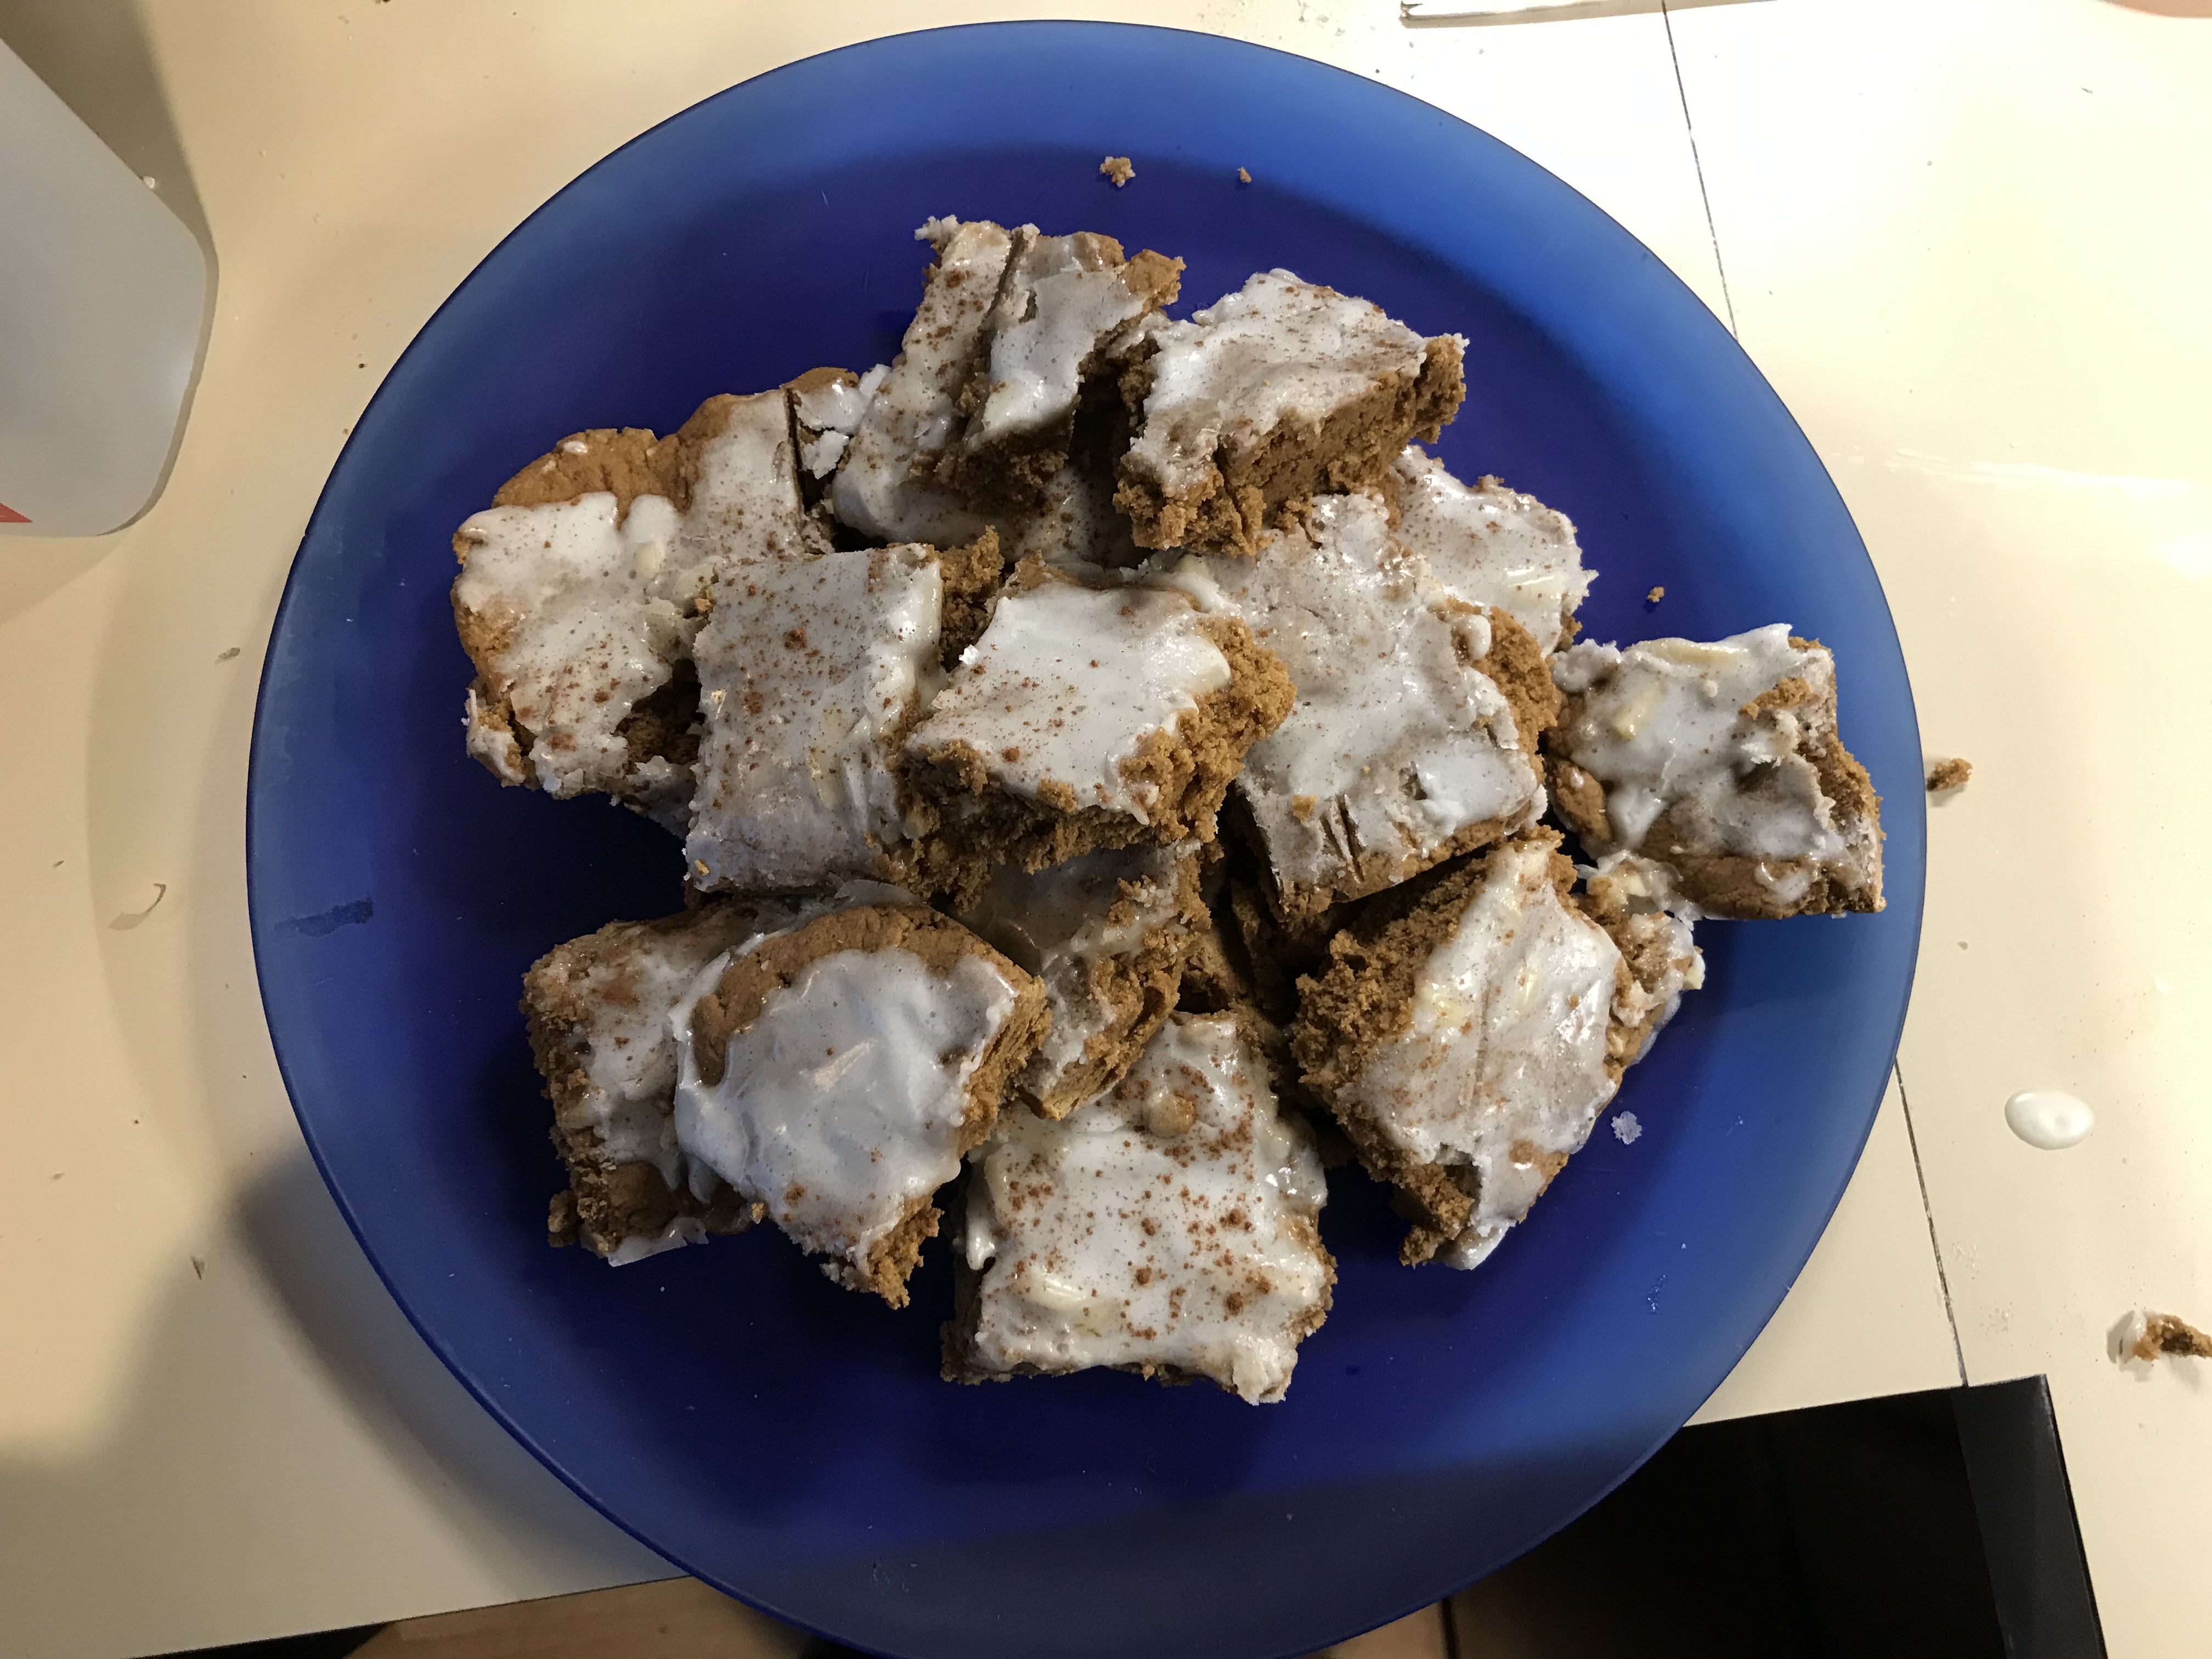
[1646,585,1664,603]
[1100,155,1136,187]
[1237,167,1252,184]
[1926,757,1973,793]
[2132,1311,2212,1361]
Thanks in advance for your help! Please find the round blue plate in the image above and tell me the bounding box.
[250,23,1924,1659]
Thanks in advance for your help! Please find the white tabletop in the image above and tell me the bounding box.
[1,3,2203,1656]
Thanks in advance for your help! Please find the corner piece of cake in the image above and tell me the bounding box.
[1390,447,1592,654]
[669,897,1049,1307]
[957,843,1206,1118]
[946,1011,1334,1404]
[901,557,1294,879]
[1165,490,1556,918]
[1546,625,1884,919]
[452,388,816,830]
[528,894,815,1265]
[1292,833,1700,1269]
[682,530,1003,895]
[1115,269,1467,556]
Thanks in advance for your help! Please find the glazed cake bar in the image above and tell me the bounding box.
[1390,447,1592,654]
[956,843,1206,1118]
[1293,834,1700,1269]
[947,229,1183,499]
[1169,491,1556,917]
[672,896,1049,1307]
[1546,625,1884,919]
[1115,270,1467,556]
[529,893,819,1265]
[452,388,814,830]
[901,558,1294,878]
[946,1012,1335,1404]
[681,531,1003,895]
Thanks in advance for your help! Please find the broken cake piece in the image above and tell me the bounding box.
[828,217,1013,546]
[946,1011,1334,1404]
[901,557,1294,879]
[945,229,1182,500]
[1293,833,1700,1269]
[452,388,810,829]
[1115,270,1466,556]
[1166,490,1556,918]
[1547,625,1884,919]
[671,897,1049,1307]
[1390,447,1592,654]
[682,530,1003,895]
[528,894,816,1265]
[790,364,889,486]
[957,843,1206,1118]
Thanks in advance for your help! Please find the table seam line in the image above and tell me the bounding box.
[1658,0,1738,336]
[1894,1059,1969,1387]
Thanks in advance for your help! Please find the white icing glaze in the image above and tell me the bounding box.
[960,844,1191,1106]
[905,577,1230,823]
[1170,492,1543,896]
[969,232,1152,444]
[1550,627,1852,870]
[1612,1111,1643,1146]
[1391,447,1591,654]
[685,543,943,891]
[672,935,1019,1285]
[1126,269,1438,495]
[1341,841,1624,1266]
[605,1216,707,1266]
[452,391,809,809]
[794,364,889,480]
[2005,1090,2094,1150]
[828,219,1007,543]
[962,1013,1331,1404]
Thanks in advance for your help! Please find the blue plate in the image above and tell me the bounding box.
[250,23,1923,1659]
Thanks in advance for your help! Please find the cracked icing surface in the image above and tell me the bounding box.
[952,1012,1333,1404]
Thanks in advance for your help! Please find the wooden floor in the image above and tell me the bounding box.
[350,1577,1454,1659]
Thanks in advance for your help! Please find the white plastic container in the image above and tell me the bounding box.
[0,38,210,537]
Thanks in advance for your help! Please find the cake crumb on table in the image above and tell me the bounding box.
[1645,585,1664,603]
[1926,756,1973,793]
[1100,155,1135,187]
[2130,1310,2212,1361]
[1237,166,1252,183]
